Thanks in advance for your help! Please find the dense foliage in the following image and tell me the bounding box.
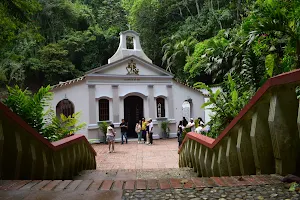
[4,85,85,141]
[2,0,299,89]
[0,0,126,90]
[1,0,300,138]
[195,75,254,138]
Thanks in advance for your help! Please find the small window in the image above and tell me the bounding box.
[156,98,165,118]
[56,99,74,117]
[126,36,134,49]
[99,99,109,121]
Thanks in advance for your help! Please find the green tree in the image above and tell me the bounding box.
[194,74,254,138]
[0,0,41,46]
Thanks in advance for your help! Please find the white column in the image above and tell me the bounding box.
[148,85,155,119]
[112,85,119,123]
[88,85,96,124]
[167,85,175,119]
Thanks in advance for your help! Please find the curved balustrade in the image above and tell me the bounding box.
[0,102,96,180]
[179,69,300,177]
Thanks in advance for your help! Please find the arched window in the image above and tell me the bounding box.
[56,99,74,117]
[99,99,109,121]
[156,98,165,118]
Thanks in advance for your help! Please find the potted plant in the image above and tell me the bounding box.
[161,120,170,139]
[98,121,109,144]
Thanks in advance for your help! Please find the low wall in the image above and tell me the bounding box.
[0,102,96,180]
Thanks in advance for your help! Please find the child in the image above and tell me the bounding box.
[135,120,142,143]
[107,124,116,153]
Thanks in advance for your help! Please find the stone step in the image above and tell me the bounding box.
[74,168,197,180]
[0,175,283,192]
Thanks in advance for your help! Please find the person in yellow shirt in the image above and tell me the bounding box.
[141,117,147,144]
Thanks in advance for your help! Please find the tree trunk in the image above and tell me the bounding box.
[237,0,241,21]
[195,0,200,17]
[210,0,222,29]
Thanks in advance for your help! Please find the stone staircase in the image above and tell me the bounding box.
[0,174,283,191]
[179,69,300,177]
[0,166,288,199]
[74,168,197,180]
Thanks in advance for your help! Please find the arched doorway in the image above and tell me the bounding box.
[56,99,74,117]
[124,96,144,138]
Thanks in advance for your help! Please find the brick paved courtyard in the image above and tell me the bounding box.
[93,138,179,170]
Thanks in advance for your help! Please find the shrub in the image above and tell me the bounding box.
[98,121,109,137]
[3,85,52,133]
[43,112,86,141]
[160,120,170,138]
[194,74,253,138]
[3,85,86,142]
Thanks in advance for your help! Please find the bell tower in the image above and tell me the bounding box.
[108,30,152,64]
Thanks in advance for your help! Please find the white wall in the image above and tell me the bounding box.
[95,85,113,99]
[51,82,89,137]
[154,85,168,97]
[172,81,205,124]
[118,85,149,97]
[200,86,222,123]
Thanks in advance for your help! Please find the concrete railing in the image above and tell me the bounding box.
[179,69,300,177]
[0,102,96,180]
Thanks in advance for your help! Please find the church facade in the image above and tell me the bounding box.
[51,30,206,142]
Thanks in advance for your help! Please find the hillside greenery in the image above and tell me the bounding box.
[1,0,300,137]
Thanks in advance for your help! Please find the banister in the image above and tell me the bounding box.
[0,101,53,149]
[180,69,300,151]
[179,69,300,177]
[0,100,96,180]
[52,134,96,155]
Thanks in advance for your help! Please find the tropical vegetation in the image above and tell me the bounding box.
[1,0,300,138]
[3,85,86,141]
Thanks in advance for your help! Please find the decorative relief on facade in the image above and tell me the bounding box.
[126,60,139,75]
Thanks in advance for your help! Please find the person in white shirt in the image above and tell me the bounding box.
[147,118,154,145]
[107,124,116,153]
[195,125,203,134]
[189,118,195,132]
[198,117,205,127]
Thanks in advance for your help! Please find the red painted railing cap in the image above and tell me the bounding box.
[0,101,96,156]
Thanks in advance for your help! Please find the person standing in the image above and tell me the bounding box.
[120,119,128,144]
[148,118,154,145]
[190,118,195,132]
[107,124,116,153]
[198,117,205,126]
[141,118,147,143]
[135,120,142,144]
[177,121,184,148]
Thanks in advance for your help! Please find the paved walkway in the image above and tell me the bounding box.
[93,138,179,170]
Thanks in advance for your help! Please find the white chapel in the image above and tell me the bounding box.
[51,30,206,142]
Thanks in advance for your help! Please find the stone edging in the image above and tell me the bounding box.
[0,175,283,191]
